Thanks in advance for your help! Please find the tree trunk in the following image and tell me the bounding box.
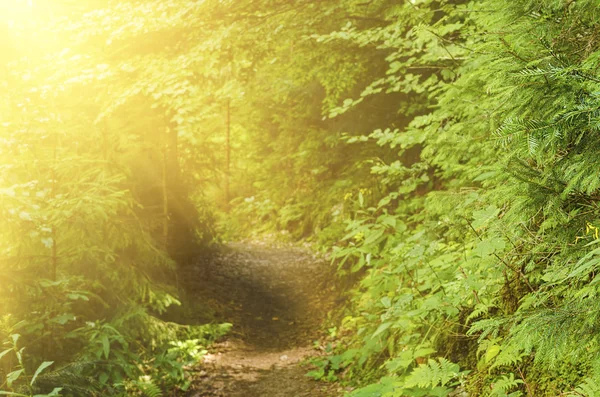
[225,98,231,207]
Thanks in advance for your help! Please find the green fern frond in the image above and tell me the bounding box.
[489,373,523,396]
[567,377,600,397]
[404,358,460,388]
[489,344,528,371]
[35,361,107,396]
[132,377,163,397]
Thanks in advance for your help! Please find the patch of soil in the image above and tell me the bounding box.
[179,242,343,397]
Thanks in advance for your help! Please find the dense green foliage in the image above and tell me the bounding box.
[4,0,600,395]
[1,2,226,395]
[217,0,600,396]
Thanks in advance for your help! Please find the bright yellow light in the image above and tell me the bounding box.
[1,0,34,27]
[1,0,34,14]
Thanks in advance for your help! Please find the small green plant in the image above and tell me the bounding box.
[123,376,163,397]
[306,357,340,382]
[346,358,464,397]
[404,358,462,389]
[488,374,523,397]
[567,377,600,397]
[0,334,61,397]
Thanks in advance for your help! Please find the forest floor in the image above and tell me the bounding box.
[179,242,345,397]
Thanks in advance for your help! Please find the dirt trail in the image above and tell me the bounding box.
[181,242,343,397]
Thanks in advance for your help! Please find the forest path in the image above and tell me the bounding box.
[181,242,343,397]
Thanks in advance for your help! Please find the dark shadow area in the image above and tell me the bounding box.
[175,242,337,350]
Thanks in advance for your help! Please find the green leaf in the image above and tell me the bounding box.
[34,388,62,397]
[51,314,75,325]
[31,361,54,386]
[372,322,392,338]
[67,293,89,301]
[485,345,501,364]
[348,377,399,397]
[101,335,110,359]
[0,348,13,361]
[472,205,499,229]
[363,228,385,246]
[379,215,397,228]
[381,297,392,308]
[6,369,24,387]
[414,347,436,358]
[473,237,505,257]
[99,372,109,385]
[307,368,325,380]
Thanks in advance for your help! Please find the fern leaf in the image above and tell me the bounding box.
[404,358,460,388]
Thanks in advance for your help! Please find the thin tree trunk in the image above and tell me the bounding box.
[225,47,234,209]
[162,143,169,248]
[225,98,231,207]
[165,118,183,256]
[51,132,59,281]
